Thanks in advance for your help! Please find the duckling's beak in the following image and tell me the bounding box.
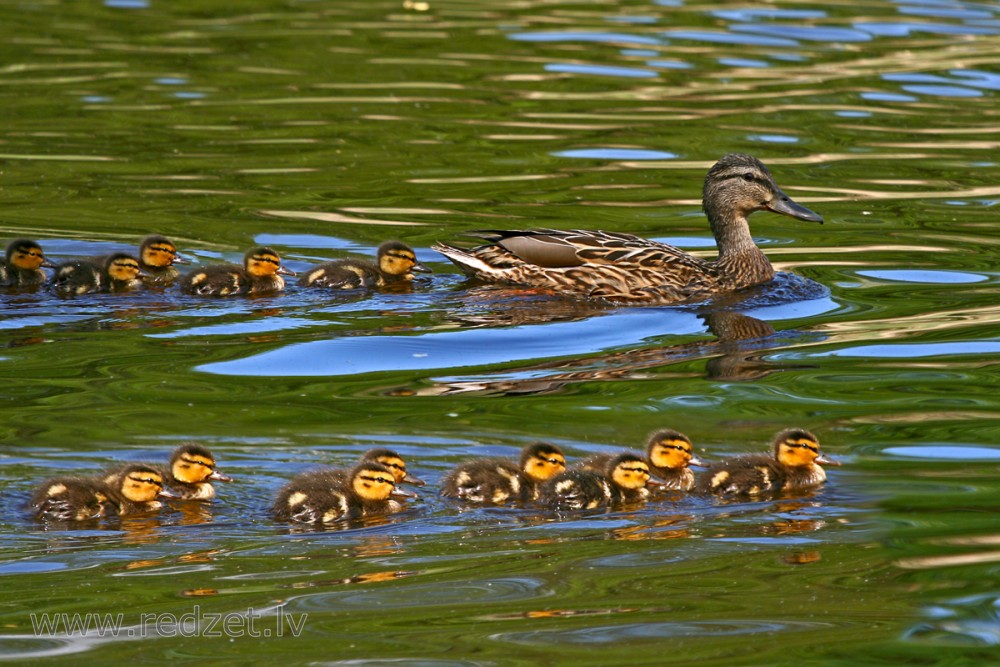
[209,470,234,482]
[766,189,823,224]
[158,487,179,499]
[815,454,841,467]
[411,261,432,274]
[645,478,669,491]
[402,472,427,487]
[277,266,297,276]
[391,486,419,500]
[688,455,707,467]
[172,254,189,265]
[41,257,56,269]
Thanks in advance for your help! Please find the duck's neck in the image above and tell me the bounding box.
[709,211,774,288]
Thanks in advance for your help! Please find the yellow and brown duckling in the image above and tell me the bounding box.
[51,253,144,296]
[180,246,294,296]
[579,429,705,492]
[138,235,185,286]
[103,444,232,501]
[440,442,566,504]
[31,464,173,522]
[433,154,822,305]
[299,448,426,489]
[272,461,416,524]
[1,239,54,288]
[540,452,666,510]
[697,428,840,497]
[299,240,430,290]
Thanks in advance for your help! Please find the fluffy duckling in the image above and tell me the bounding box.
[31,464,173,521]
[299,241,430,289]
[540,453,666,510]
[299,448,426,490]
[440,442,566,504]
[272,461,416,524]
[51,253,144,296]
[579,429,705,492]
[138,235,185,286]
[1,239,54,287]
[180,246,294,296]
[103,444,232,501]
[697,428,840,496]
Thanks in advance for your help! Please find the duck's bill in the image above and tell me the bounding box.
[158,488,179,499]
[41,258,56,268]
[209,470,234,482]
[645,479,669,491]
[411,262,432,274]
[402,473,427,487]
[816,454,841,467]
[688,455,707,467]
[767,192,823,224]
[391,487,419,500]
[277,266,297,276]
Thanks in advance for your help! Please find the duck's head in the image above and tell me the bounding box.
[703,153,822,227]
[773,429,840,468]
[362,448,425,486]
[244,247,296,278]
[5,239,54,271]
[606,453,665,492]
[349,462,417,502]
[117,464,175,503]
[647,429,705,470]
[140,235,183,268]
[520,442,567,483]
[170,444,233,485]
[377,241,431,280]
[104,253,144,283]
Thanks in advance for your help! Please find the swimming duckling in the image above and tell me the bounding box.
[433,153,822,304]
[180,246,294,296]
[105,444,232,501]
[1,239,54,288]
[540,453,666,510]
[31,464,173,521]
[697,428,840,496]
[440,442,566,504]
[298,448,427,490]
[272,462,416,524]
[51,253,144,295]
[579,429,705,492]
[299,241,430,289]
[138,235,185,286]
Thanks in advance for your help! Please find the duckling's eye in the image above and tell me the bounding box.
[787,441,818,453]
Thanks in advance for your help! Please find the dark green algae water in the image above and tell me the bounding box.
[3,0,1000,664]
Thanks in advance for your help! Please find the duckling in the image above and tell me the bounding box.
[272,461,416,524]
[440,442,566,504]
[540,453,666,510]
[578,429,705,492]
[697,428,840,496]
[180,246,294,296]
[1,239,54,287]
[433,153,822,305]
[51,253,144,296]
[299,240,430,289]
[297,448,427,490]
[31,464,173,521]
[138,235,185,286]
[105,444,233,501]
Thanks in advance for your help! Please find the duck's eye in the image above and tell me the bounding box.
[741,173,756,183]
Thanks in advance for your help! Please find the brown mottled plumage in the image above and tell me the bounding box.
[1,239,54,288]
[180,246,294,296]
[698,428,840,496]
[433,154,822,304]
[440,442,566,504]
[51,252,144,295]
[31,464,173,521]
[540,453,666,510]
[298,448,426,491]
[579,429,705,492]
[272,462,415,524]
[299,241,430,289]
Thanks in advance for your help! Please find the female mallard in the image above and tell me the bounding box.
[539,452,666,510]
[180,246,294,296]
[432,153,822,304]
[299,241,430,289]
[31,464,173,521]
[441,442,566,504]
[51,253,144,296]
[1,239,54,288]
[272,461,416,524]
[697,428,840,496]
[578,429,705,492]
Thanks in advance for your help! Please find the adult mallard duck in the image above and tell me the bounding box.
[432,153,822,304]
[299,241,430,289]
[180,246,294,296]
[1,239,54,288]
[440,442,566,504]
[578,429,705,492]
[697,428,840,496]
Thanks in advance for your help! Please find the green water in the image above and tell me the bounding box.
[3,0,1000,663]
